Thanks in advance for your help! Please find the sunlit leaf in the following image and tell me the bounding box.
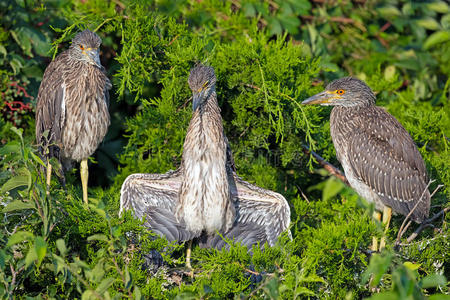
[87,234,109,242]
[420,274,447,288]
[56,239,67,256]
[7,231,34,247]
[96,277,115,294]
[34,236,47,267]
[416,18,441,30]
[1,174,31,193]
[2,200,35,212]
[423,30,450,49]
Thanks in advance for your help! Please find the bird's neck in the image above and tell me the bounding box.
[184,91,224,155]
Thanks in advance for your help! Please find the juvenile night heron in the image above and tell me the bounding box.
[120,65,290,267]
[302,77,430,250]
[35,29,111,204]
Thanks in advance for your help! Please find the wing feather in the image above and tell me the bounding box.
[205,173,291,249]
[35,53,68,159]
[346,107,430,222]
[120,169,197,242]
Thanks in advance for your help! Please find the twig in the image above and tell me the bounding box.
[396,180,435,242]
[296,184,310,203]
[176,96,192,113]
[405,206,449,244]
[302,145,350,186]
[395,183,446,245]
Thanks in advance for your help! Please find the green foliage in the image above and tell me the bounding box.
[0,0,449,299]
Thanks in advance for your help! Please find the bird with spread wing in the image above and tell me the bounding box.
[120,65,290,267]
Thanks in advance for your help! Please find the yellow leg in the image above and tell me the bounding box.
[46,161,52,195]
[379,206,392,250]
[80,159,89,204]
[186,240,193,269]
[371,211,381,252]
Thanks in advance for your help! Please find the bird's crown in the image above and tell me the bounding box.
[71,29,102,49]
[188,64,217,93]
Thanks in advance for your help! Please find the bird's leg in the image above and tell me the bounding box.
[186,239,193,270]
[379,206,392,250]
[46,161,52,195]
[371,211,381,252]
[80,159,89,204]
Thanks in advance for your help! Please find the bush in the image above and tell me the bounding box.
[0,0,448,298]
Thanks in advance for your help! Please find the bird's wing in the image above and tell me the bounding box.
[347,107,430,222]
[205,173,291,249]
[35,54,68,157]
[120,169,197,242]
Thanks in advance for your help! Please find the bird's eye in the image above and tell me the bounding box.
[79,45,85,50]
[337,89,345,95]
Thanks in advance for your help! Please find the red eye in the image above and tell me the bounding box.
[337,89,345,95]
[79,45,84,50]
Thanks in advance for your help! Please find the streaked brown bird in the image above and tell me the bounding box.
[35,29,111,204]
[120,65,290,267]
[302,77,430,250]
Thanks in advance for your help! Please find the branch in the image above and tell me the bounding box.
[396,180,435,242]
[395,183,446,245]
[405,206,449,244]
[302,145,350,186]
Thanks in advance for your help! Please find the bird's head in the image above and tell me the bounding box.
[188,64,217,111]
[70,29,102,68]
[302,77,376,107]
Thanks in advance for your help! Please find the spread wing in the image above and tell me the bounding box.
[35,53,68,158]
[204,173,291,249]
[120,169,197,242]
[347,107,430,222]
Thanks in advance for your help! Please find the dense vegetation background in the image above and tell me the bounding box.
[0,0,449,298]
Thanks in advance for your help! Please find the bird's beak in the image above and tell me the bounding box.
[302,91,341,105]
[192,91,203,111]
[85,48,101,67]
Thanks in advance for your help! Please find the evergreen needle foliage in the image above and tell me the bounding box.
[0,0,449,299]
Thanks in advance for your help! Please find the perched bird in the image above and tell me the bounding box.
[35,29,111,204]
[302,77,430,250]
[120,65,290,267]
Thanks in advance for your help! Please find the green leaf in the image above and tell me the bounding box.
[25,247,38,268]
[377,6,401,18]
[427,1,449,13]
[322,177,344,202]
[133,286,141,300]
[1,174,31,193]
[294,286,315,296]
[0,142,20,156]
[81,290,97,300]
[2,200,35,212]
[428,295,450,300]
[420,273,447,288]
[7,231,34,247]
[96,277,115,294]
[384,65,396,81]
[11,27,33,57]
[416,18,441,30]
[125,266,132,289]
[10,127,23,141]
[403,261,421,271]
[34,236,47,267]
[366,292,398,300]
[361,253,393,286]
[30,151,47,168]
[0,45,6,57]
[87,234,109,242]
[56,239,67,256]
[423,30,450,49]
